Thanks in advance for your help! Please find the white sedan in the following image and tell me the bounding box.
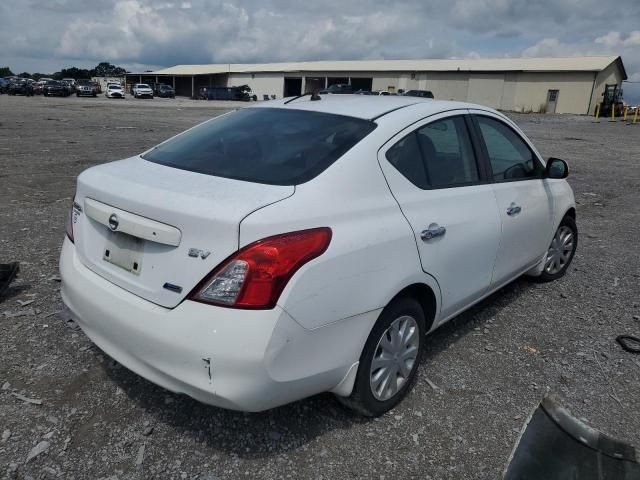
[105,84,124,99]
[60,95,577,416]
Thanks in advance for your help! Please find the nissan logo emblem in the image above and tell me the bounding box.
[108,214,119,231]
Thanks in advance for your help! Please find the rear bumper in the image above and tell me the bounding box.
[59,238,364,411]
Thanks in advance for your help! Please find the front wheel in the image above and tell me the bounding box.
[536,216,578,282]
[336,297,425,416]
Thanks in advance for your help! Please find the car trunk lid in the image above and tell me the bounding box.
[73,156,294,308]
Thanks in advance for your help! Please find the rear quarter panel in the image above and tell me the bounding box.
[239,132,441,331]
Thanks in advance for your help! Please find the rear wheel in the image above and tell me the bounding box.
[336,297,425,416]
[536,216,578,282]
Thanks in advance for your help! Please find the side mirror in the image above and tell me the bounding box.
[546,157,569,179]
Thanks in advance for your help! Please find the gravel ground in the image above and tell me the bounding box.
[1,94,639,480]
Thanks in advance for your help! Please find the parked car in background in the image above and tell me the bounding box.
[156,84,175,98]
[60,81,74,96]
[132,83,154,98]
[8,79,34,96]
[105,84,125,99]
[76,80,96,97]
[0,78,9,94]
[62,78,76,89]
[404,90,435,99]
[199,86,251,101]
[319,83,354,94]
[60,96,577,416]
[42,80,66,97]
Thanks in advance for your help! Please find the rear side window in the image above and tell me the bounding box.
[142,108,376,185]
[386,115,480,189]
[476,116,541,181]
[385,133,429,189]
[417,117,479,188]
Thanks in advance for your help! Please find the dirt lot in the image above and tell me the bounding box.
[1,94,639,480]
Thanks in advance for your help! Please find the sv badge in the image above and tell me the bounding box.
[188,248,211,259]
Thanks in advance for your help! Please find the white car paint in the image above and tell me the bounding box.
[74,158,293,308]
[60,96,575,412]
[105,84,125,98]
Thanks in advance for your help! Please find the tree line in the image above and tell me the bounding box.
[0,62,128,80]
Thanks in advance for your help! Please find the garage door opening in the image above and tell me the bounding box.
[284,78,302,97]
[305,77,324,94]
[350,78,373,92]
[327,77,349,87]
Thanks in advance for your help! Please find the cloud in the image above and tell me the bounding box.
[595,31,640,49]
[521,38,579,58]
[1,0,639,103]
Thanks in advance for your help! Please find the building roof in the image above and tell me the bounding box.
[253,95,477,120]
[141,55,625,78]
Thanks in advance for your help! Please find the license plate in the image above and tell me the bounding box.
[103,231,144,275]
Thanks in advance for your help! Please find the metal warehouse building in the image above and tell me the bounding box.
[127,55,626,115]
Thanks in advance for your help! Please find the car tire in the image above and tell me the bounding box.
[533,215,578,282]
[336,296,425,417]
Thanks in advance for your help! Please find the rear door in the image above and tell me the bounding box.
[469,111,554,286]
[378,112,501,321]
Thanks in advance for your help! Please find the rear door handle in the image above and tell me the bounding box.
[421,225,446,241]
[507,203,522,216]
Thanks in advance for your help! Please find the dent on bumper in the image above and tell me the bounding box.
[59,238,363,411]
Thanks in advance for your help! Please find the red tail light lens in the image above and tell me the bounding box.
[189,228,332,309]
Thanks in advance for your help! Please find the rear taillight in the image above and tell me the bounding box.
[189,228,332,309]
[65,198,82,243]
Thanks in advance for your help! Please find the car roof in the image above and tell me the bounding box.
[252,95,483,120]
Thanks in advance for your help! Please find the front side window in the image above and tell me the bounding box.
[142,108,376,185]
[476,116,541,181]
[386,115,480,189]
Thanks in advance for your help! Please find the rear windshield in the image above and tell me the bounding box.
[142,107,376,185]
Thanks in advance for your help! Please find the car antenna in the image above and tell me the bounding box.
[284,92,311,104]
[283,90,322,104]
